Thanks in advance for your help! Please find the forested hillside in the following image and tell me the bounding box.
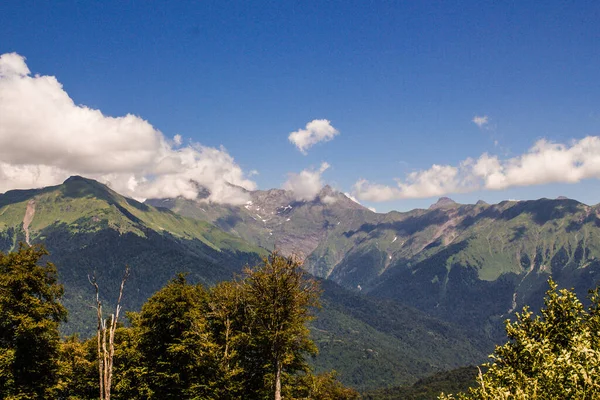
[152,188,600,340]
[0,248,360,399]
[0,177,491,391]
[0,176,266,334]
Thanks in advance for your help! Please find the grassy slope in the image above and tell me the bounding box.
[357,199,600,338]
[149,190,600,341]
[0,176,267,334]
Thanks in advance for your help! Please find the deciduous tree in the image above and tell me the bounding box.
[0,244,67,399]
[440,279,600,400]
[240,253,320,400]
[134,273,218,400]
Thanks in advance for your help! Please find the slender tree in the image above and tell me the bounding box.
[241,253,320,400]
[207,280,245,397]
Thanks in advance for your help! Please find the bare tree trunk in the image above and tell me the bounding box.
[89,267,129,400]
[90,274,105,400]
[274,360,282,400]
[224,317,230,363]
[106,271,126,400]
[102,320,109,399]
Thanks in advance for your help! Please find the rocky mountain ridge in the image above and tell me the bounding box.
[148,186,600,338]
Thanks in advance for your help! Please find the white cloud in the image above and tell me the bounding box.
[288,119,339,154]
[342,191,376,212]
[353,136,600,202]
[0,53,30,77]
[344,192,362,205]
[283,162,330,201]
[0,53,256,204]
[321,195,338,205]
[473,115,489,128]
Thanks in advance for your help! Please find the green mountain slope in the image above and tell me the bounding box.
[310,281,491,391]
[146,185,376,267]
[151,188,600,339]
[0,177,491,391]
[0,176,266,334]
[362,366,478,400]
[336,198,600,337]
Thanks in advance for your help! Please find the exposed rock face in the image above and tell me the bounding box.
[22,199,36,246]
[148,188,600,339]
[429,197,459,209]
[146,185,373,262]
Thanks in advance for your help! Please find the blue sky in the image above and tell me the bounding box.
[1,1,600,211]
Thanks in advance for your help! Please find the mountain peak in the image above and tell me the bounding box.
[429,197,458,209]
[60,175,122,204]
[63,175,98,185]
[318,185,336,197]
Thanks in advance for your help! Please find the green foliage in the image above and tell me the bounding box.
[54,335,97,399]
[440,279,600,400]
[310,280,491,391]
[133,273,218,399]
[294,371,361,399]
[237,253,321,399]
[362,366,478,400]
[47,254,353,399]
[0,244,67,399]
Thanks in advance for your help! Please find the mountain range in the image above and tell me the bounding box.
[2,176,600,390]
[148,182,600,338]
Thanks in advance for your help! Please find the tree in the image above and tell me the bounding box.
[294,371,361,400]
[0,244,67,399]
[133,273,218,400]
[54,334,97,399]
[240,253,320,400]
[207,280,246,398]
[440,279,600,400]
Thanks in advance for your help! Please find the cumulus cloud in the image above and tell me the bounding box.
[0,52,256,204]
[353,136,600,202]
[288,119,339,154]
[472,115,489,128]
[173,134,182,146]
[283,162,330,201]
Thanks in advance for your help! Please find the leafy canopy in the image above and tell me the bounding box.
[0,244,67,399]
[441,279,600,400]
